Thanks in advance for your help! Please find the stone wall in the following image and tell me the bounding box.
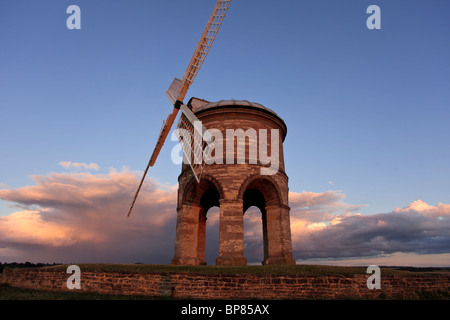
[1,268,449,299]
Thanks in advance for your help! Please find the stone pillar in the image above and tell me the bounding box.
[279,205,295,264]
[172,205,203,265]
[216,199,247,266]
[261,209,269,262]
[263,205,296,265]
[196,209,207,265]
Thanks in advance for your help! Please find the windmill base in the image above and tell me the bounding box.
[215,256,247,266]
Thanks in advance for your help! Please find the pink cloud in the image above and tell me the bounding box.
[290,197,450,261]
[394,199,450,218]
[289,190,366,223]
[0,168,449,266]
[0,209,78,247]
[0,168,178,263]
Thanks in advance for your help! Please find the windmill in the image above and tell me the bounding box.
[127,0,232,218]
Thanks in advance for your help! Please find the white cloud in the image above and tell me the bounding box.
[394,199,450,218]
[307,222,327,231]
[289,190,366,223]
[59,161,99,171]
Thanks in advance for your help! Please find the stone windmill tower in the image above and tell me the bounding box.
[172,98,295,266]
[127,0,295,266]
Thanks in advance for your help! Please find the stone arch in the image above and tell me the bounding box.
[238,174,295,265]
[173,174,223,265]
[238,174,284,208]
[181,173,224,208]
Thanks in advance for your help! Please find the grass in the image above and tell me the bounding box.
[39,263,448,276]
[0,283,157,300]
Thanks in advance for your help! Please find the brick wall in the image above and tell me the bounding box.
[1,268,449,299]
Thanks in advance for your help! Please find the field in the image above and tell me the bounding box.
[36,263,450,275]
[0,283,158,300]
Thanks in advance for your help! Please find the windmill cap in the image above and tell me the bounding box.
[192,98,276,113]
[187,97,288,139]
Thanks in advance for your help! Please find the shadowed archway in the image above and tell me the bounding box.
[240,176,295,265]
[243,189,267,263]
[172,175,223,265]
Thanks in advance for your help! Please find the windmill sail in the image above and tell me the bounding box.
[126,0,232,218]
[147,0,232,171]
[176,104,208,183]
[177,0,232,103]
[166,78,183,105]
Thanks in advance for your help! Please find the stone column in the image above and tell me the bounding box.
[279,204,295,264]
[196,209,207,265]
[171,204,203,265]
[263,205,296,265]
[261,208,269,263]
[216,199,247,266]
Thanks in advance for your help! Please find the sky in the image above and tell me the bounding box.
[0,0,449,266]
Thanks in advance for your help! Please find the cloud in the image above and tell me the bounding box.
[298,252,450,267]
[0,208,92,247]
[0,169,449,266]
[289,195,450,261]
[289,190,365,223]
[0,168,177,263]
[59,161,99,171]
[394,199,450,219]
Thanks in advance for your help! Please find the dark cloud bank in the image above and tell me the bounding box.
[0,169,449,265]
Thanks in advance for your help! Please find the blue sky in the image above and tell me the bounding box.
[0,0,449,265]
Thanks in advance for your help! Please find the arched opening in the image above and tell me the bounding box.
[239,175,282,208]
[185,177,221,265]
[243,189,267,264]
[200,188,220,211]
[200,188,220,265]
[173,174,224,265]
[174,171,294,266]
[204,206,220,265]
[240,176,283,265]
[182,175,223,208]
[243,206,265,264]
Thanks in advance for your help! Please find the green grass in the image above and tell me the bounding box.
[40,263,445,276]
[0,283,157,300]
